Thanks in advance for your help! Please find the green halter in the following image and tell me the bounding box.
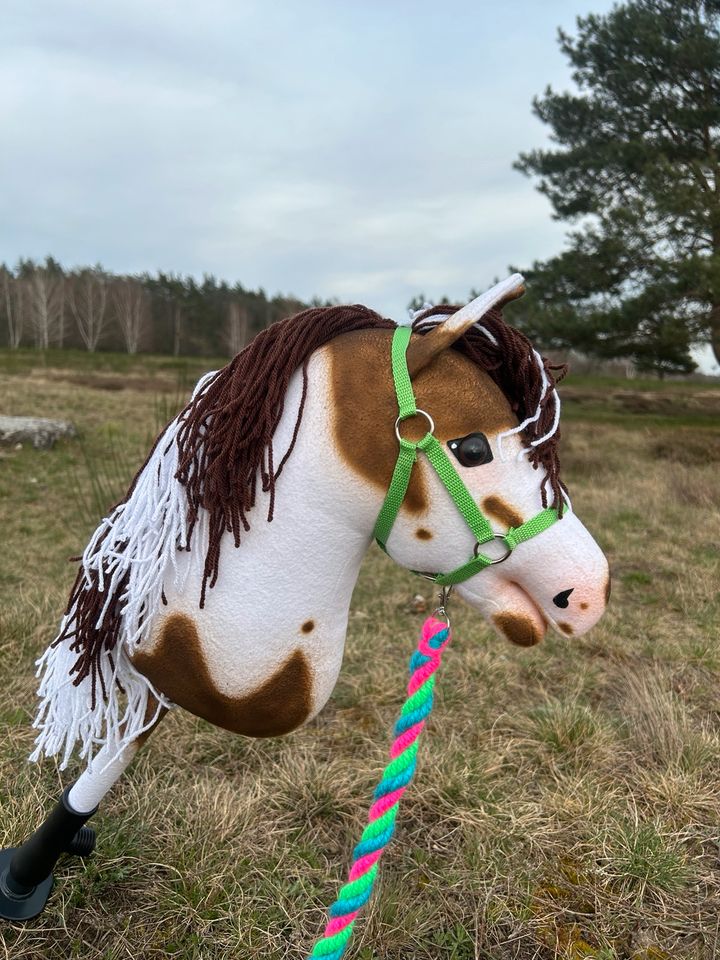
[373,325,561,587]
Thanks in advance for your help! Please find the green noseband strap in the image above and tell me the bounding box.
[373,325,562,586]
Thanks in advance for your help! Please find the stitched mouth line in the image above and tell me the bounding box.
[507,580,550,635]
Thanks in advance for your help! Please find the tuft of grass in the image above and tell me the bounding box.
[66,428,142,534]
[616,671,719,774]
[600,819,691,900]
[523,698,604,757]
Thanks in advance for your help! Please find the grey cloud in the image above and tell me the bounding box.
[1,0,613,318]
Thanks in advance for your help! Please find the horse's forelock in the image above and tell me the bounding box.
[412,305,567,511]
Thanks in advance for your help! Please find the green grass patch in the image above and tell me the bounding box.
[0,346,226,377]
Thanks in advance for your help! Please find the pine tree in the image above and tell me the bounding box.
[516,0,720,372]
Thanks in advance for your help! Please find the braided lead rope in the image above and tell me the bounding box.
[308,615,451,959]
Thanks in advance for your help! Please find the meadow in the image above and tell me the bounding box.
[0,350,719,960]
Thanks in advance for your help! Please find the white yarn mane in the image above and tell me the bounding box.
[30,372,216,771]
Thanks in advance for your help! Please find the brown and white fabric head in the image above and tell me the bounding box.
[30,275,610,776]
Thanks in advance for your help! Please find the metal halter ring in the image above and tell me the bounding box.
[394,409,435,443]
[474,535,513,565]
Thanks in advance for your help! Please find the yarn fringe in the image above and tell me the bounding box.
[29,372,216,771]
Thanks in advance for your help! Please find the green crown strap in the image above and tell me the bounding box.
[391,325,416,418]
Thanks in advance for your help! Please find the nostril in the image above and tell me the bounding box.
[552,588,574,609]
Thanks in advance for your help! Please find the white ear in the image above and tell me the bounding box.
[440,273,525,337]
[406,273,525,375]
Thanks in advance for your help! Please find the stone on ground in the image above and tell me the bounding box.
[0,415,77,450]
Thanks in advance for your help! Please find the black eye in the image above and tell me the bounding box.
[448,432,493,467]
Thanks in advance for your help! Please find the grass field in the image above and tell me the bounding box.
[0,351,719,960]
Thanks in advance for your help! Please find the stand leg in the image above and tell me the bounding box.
[0,786,96,921]
[0,707,165,922]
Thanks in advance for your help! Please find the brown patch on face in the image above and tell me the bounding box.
[301,619,315,633]
[327,330,516,514]
[493,612,543,647]
[558,622,574,636]
[132,614,312,738]
[604,574,612,605]
[482,495,523,529]
[416,527,433,540]
[580,601,589,611]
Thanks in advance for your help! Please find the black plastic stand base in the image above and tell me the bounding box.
[0,849,54,921]
[0,786,97,922]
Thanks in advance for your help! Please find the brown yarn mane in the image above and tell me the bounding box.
[174,304,395,606]
[413,303,568,510]
[58,300,566,695]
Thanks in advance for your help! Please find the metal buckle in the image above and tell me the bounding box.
[473,535,512,565]
[394,408,435,443]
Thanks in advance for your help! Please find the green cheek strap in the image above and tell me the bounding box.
[373,325,561,586]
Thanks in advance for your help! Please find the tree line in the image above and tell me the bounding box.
[0,257,322,358]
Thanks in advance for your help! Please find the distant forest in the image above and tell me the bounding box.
[0,257,328,358]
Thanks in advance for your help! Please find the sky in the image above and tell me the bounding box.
[1,1,716,372]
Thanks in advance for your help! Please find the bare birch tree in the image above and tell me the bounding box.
[56,293,66,348]
[113,278,149,354]
[172,304,183,357]
[28,268,65,350]
[225,300,248,357]
[1,270,26,349]
[68,268,108,352]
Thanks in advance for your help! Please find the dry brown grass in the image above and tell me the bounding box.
[0,358,719,959]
